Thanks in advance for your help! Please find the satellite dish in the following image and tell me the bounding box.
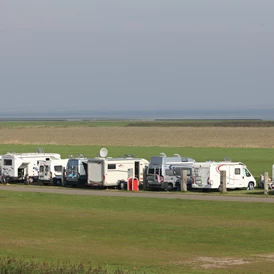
[99,148,108,158]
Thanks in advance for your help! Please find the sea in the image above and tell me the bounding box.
[0,109,273,121]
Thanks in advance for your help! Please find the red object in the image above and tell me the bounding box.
[127,177,139,191]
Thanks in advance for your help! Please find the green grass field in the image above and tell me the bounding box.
[1,119,274,128]
[1,144,273,182]
[0,190,274,273]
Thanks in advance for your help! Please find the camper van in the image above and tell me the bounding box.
[38,159,68,186]
[86,148,149,189]
[64,156,88,187]
[1,150,61,183]
[191,161,256,191]
[146,153,195,191]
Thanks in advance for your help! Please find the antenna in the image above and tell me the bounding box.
[36,147,44,153]
[99,148,108,158]
[77,154,84,158]
[224,157,231,162]
[124,154,135,158]
[174,154,181,157]
[160,153,166,157]
[68,155,74,159]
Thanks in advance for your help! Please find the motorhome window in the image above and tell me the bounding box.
[45,166,49,172]
[39,166,44,172]
[3,159,12,166]
[147,175,158,181]
[244,169,251,177]
[67,160,78,173]
[235,168,241,175]
[165,169,174,176]
[54,165,62,172]
[174,167,191,176]
[108,164,116,170]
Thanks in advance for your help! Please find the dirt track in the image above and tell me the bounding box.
[1,185,274,203]
[1,126,274,147]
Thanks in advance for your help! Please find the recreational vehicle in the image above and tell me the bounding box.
[1,151,61,183]
[64,156,88,187]
[38,159,68,186]
[86,148,149,189]
[146,153,195,191]
[191,161,256,191]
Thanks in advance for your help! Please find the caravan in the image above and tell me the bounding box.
[191,161,256,190]
[146,153,195,191]
[1,150,61,183]
[38,159,68,186]
[86,148,149,189]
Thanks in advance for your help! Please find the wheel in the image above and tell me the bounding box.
[248,182,254,190]
[218,185,222,192]
[167,184,173,192]
[56,179,61,186]
[120,181,125,190]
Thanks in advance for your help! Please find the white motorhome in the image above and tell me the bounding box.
[191,161,256,191]
[1,151,61,183]
[146,153,195,191]
[38,159,68,186]
[86,148,149,189]
[64,156,88,187]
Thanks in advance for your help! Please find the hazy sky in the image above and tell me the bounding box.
[0,0,274,115]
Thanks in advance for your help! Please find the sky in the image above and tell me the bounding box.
[0,0,274,117]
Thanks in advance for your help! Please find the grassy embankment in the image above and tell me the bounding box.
[1,190,274,273]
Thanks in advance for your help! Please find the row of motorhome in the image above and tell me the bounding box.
[144,154,257,191]
[0,148,149,189]
[0,148,258,191]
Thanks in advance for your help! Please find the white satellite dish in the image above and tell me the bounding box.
[99,148,108,158]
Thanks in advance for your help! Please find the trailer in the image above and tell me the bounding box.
[38,159,68,186]
[191,161,256,191]
[1,150,61,183]
[64,156,88,187]
[146,153,195,191]
[86,148,149,189]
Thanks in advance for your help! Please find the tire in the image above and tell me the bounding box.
[56,179,61,186]
[218,185,222,192]
[167,184,173,192]
[248,182,254,190]
[120,181,125,190]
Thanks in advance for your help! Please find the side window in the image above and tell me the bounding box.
[235,168,241,175]
[39,166,44,172]
[4,159,12,166]
[108,164,116,170]
[165,169,173,176]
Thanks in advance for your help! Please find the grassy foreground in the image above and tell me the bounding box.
[1,190,274,273]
